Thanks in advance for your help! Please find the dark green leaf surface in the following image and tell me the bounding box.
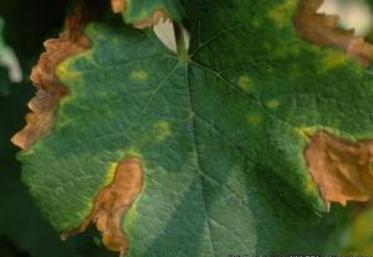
[19,0,373,256]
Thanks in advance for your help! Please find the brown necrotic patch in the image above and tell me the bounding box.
[294,0,373,66]
[110,0,169,29]
[305,131,373,209]
[11,8,89,150]
[64,157,144,257]
[111,0,126,13]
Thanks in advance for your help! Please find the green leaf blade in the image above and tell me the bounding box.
[18,0,373,255]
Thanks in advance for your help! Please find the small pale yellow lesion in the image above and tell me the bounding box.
[266,99,280,109]
[251,18,261,29]
[112,38,120,45]
[123,202,139,233]
[263,42,272,50]
[268,0,297,28]
[322,50,349,70]
[296,126,326,141]
[297,126,346,141]
[153,121,171,142]
[56,61,82,82]
[104,162,119,186]
[247,112,263,127]
[238,75,252,93]
[296,128,311,141]
[303,177,317,195]
[81,51,96,63]
[287,64,302,81]
[130,69,148,81]
[272,40,301,59]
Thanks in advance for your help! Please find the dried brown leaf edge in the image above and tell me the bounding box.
[62,157,144,257]
[12,7,144,256]
[294,0,373,67]
[305,132,373,209]
[11,10,89,149]
[110,0,170,29]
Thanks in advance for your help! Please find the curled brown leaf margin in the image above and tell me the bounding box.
[294,0,373,67]
[305,131,373,210]
[62,157,144,257]
[11,7,90,150]
[111,0,126,14]
[13,5,145,255]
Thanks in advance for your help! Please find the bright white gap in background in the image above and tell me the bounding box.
[318,0,373,36]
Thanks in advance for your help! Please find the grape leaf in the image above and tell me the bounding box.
[16,0,373,256]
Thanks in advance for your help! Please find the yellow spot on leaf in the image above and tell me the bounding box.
[345,208,373,255]
[303,177,316,195]
[268,0,297,27]
[125,203,138,224]
[322,51,349,70]
[123,201,139,233]
[130,69,148,81]
[296,127,311,140]
[251,18,261,29]
[153,121,171,142]
[238,75,252,93]
[104,162,119,185]
[266,99,280,109]
[56,62,82,82]
[247,112,262,127]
